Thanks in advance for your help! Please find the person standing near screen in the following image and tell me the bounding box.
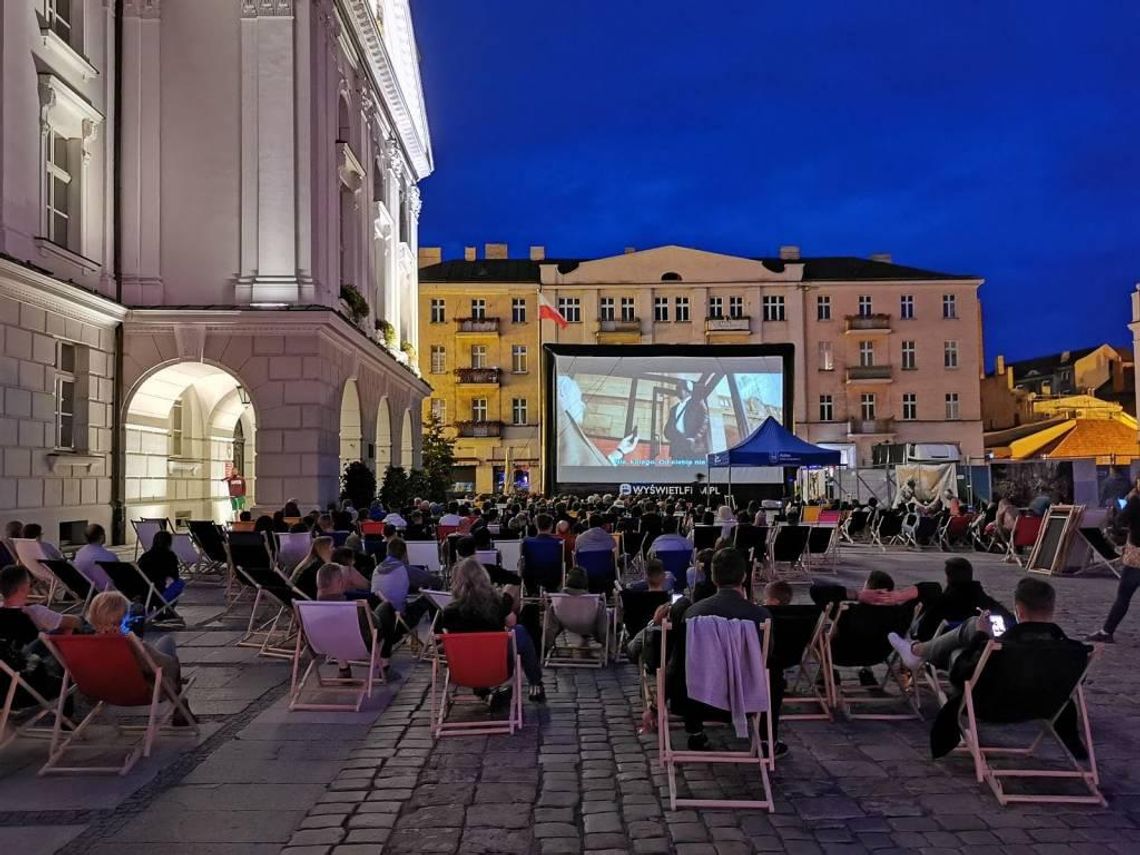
[557,376,639,467]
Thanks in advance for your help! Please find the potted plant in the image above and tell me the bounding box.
[375,318,397,350]
[339,285,369,324]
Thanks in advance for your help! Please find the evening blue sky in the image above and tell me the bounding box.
[411,1,1139,363]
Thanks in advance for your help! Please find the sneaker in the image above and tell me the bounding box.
[687,732,710,751]
[762,740,789,760]
[887,632,924,671]
[1085,630,1115,644]
[489,687,513,711]
[528,683,547,703]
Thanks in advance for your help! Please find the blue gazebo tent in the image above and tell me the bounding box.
[707,417,841,491]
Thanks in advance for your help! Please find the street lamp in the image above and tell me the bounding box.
[236,385,251,406]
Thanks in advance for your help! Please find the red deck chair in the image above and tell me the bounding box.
[430,631,522,738]
[360,520,384,537]
[38,634,197,776]
[1005,515,1042,566]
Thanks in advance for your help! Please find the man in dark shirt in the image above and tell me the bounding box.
[520,514,564,593]
[666,548,785,756]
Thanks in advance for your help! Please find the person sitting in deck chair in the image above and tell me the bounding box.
[541,567,609,653]
[136,531,187,626]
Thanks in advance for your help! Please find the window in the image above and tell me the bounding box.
[511,298,526,324]
[902,393,917,421]
[858,295,873,317]
[599,297,615,321]
[817,295,831,321]
[819,395,834,422]
[620,297,636,322]
[47,0,73,44]
[729,296,744,319]
[511,345,527,374]
[942,294,957,319]
[430,299,445,324]
[858,341,875,367]
[674,296,690,322]
[430,345,446,374]
[708,296,723,319]
[170,397,184,457]
[654,297,669,322]
[901,340,916,370]
[557,297,581,323]
[470,299,486,321]
[762,295,785,322]
[430,398,446,423]
[45,130,72,248]
[944,340,959,369]
[860,393,877,421]
[511,398,528,426]
[818,340,834,371]
[945,393,960,420]
[471,398,488,422]
[470,345,487,369]
[54,342,76,450]
[899,294,914,320]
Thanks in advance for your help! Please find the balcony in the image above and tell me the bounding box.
[845,313,892,334]
[705,316,751,333]
[848,417,896,436]
[455,367,501,385]
[595,318,642,342]
[846,365,893,384]
[455,317,500,335]
[456,420,503,438]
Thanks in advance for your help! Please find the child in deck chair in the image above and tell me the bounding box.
[86,591,195,727]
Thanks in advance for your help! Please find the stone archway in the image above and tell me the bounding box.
[340,378,363,473]
[376,397,392,472]
[400,407,414,469]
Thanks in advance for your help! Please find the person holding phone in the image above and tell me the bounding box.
[1088,477,1140,643]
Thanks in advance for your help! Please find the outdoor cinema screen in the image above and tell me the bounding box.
[548,345,790,487]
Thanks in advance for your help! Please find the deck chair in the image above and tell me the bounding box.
[817,509,842,527]
[96,561,184,622]
[274,531,313,576]
[229,521,256,533]
[801,505,822,525]
[691,525,721,551]
[1005,515,1042,566]
[131,518,170,558]
[289,601,382,711]
[520,539,565,599]
[227,540,308,659]
[824,601,922,720]
[186,520,229,577]
[418,590,454,663]
[496,539,523,574]
[617,590,670,662]
[1075,527,1121,578]
[805,526,838,572]
[170,532,213,583]
[871,511,904,550]
[10,539,58,602]
[577,549,617,596]
[360,520,384,537]
[0,611,76,750]
[37,559,95,613]
[430,631,523,738]
[769,604,831,721]
[951,639,1104,806]
[767,525,811,579]
[841,510,869,544]
[733,524,767,561]
[38,633,198,776]
[653,549,692,593]
[543,593,609,668]
[912,514,941,549]
[658,617,775,811]
[939,514,975,551]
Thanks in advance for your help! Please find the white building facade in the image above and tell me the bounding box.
[0,0,432,544]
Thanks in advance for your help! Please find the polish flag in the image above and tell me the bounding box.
[538,292,568,328]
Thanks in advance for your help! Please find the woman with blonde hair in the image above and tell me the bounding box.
[86,591,194,726]
[439,557,545,702]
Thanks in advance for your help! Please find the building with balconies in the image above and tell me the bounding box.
[0,1,433,542]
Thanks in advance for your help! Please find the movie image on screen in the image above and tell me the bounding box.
[551,348,787,486]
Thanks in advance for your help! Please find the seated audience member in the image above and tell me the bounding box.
[292,536,335,587]
[0,565,75,712]
[810,569,900,608]
[626,558,673,593]
[440,556,546,702]
[542,567,609,651]
[666,548,785,757]
[900,557,1011,640]
[73,524,116,592]
[136,530,186,623]
[763,580,794,607]
[403,511,431,541]
[86,590,194,726]
[271,511,289,533]
[460,533,519,587]
[555,520,576,561]
[371,538,433,634]
[20,524,65,560]
[574,514,615,557]
[715,504,737,539]
[315,563,362,678]
[687,547,714,591]
[0,564,82,634]
[283,500,302,519]
[238,510,253,523]
[521,515,564,592]
[648,515,691,558]
[330,546,375,592]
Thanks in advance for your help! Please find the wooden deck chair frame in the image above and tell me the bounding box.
[0,661,78,751]
[776,608,833,722]
[656,619,775,811]
[840,510,869,545]
[169,531,219,585]
[10,539,58,603]
[37,559,95,614]
[274,531,314,577]
[418,590,454,663]
[96,560,185,623]
[372,589,427,660]
[289,601,383,712]
[956,640,1105,806]
[186,520,229,579]
[37,633,198,776]
[763,525,811,582]
[221,531,276,616]
[496,539,523,576]
[231,562,307,659]
[823,602,923,721]
[430,631,523,738]
[542,593,609,669]
[871,512,905,551]
[1004,514,1041,567]
[803,525,839,573]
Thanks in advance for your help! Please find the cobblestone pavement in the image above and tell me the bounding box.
[3,546,1140,854]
